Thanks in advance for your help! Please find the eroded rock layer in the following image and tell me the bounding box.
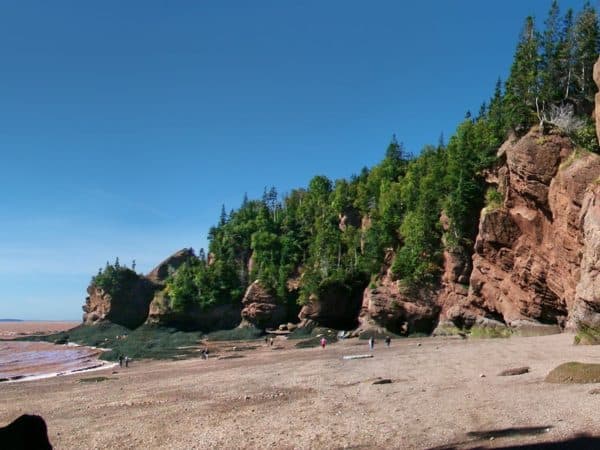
[444,129,600,330]
[240,280,286,329]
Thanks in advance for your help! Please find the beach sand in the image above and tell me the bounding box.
[1,332,600,449]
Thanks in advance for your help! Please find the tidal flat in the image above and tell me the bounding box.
[2,332,600,449]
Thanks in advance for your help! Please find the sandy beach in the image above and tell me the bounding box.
[2,332,600,449]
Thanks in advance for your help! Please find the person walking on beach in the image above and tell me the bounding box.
[369,336,375,351]
[118,354,123,367]
[320,337,327,349]
[125,356,130,368]
[385,336,391,347]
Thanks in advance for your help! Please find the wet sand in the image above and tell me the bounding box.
[0,341,108,381]
[0,321,111,382]
[2,333,600,449]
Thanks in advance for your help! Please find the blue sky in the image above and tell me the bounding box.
[0,1,591,320]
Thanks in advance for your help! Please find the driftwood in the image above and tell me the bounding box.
[342,354,374,360]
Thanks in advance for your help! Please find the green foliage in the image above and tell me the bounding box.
[92,258,139,295]
[574,323,600,345]
[469,325,512,339]
[204,326,264,341]
[572,117,600,153]
[485,187,504,211]
[546,362,600,383]
[504,16,540,133]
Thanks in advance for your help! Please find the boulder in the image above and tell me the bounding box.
[146,248,197,284]
[240,280,286,329]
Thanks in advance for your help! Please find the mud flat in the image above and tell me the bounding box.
[0,341,114,382]
[3,333,600,449]
[0,321,79,340]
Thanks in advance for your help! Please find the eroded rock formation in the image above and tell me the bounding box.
[570,185,600,330]
[240,280,286,329]
[146,248,196,284]
[443,129,600,331]
[83,274,156,329]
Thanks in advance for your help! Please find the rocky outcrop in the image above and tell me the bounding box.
[339,208,361,231]
[146,248,196,284]
[594,56,600,145]
[146,289,241,331]
[83,274,157,329]
[240,280,286,329]
[84,248,202,330]
[360,277,440,335]
[446,128,600,331]
[569,185,600,330]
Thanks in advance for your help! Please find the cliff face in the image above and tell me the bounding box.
[435,130,600,331]
[595,57,600,145]
[569,185,600,331]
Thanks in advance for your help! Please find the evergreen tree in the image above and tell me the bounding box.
[219,204,227,226]
[540,1,562,106]
[574,2,600,110]
[504,16,540,133]
[558,8,577,101]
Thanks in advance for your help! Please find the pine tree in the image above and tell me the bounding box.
[504,16,540,133]
[488,78,506,142]
[574,2,600,111]
[558,8,576,101]
[540,1,562,106]
[219,204,227,226]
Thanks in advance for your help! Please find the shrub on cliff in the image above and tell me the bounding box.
[92,259,140,298]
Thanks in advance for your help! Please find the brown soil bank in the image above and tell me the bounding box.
[2,333,600,449]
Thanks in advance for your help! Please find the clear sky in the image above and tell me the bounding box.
[0,0,592,320]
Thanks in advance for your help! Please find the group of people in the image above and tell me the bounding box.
[117,355,130,368]
[368,335,391,350]
[317,335,392,350]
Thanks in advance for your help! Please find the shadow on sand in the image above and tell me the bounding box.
[430,426,600,450]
